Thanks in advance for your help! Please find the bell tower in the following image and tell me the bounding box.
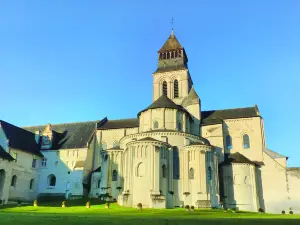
[152,30,193,104]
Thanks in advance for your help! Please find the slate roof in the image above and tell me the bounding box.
[97,117,139,130]
[0,145,14,161]
[154,65,187,73]
[23,121,99,150]
[201,106,260,125]
[0,120,43,157]
[221,152,263,166]
[138,95,191,118]
[158,31,183,52]
[263,148,287,159]
[138,137,160,142]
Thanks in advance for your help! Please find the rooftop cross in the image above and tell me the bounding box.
[171,17,174,36]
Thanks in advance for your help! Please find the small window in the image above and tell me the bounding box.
[12,152,17,162]
[153,121,159,129]
[177,122,182,131]
[112,170,118,181]
[32,159,37,168]
[243,134,250,149]
[162,81,168,96]
[41,158,47,167]
[97,180,101,188]
[29,179,34,189]
[226,135,232,150]
[162,165,167,178]
[48,174,56,187]
[173,147,180,179]
[189,168,194,179]
[11,175,17,187]
[174,80,179,98]
[208,166,212,180]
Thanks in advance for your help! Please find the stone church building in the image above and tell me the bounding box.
[0,30,299,213]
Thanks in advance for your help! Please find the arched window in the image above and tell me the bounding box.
[174,80,179,98]
[112,170,118,181]
[29,179,34,189]
[226,135,232,150]
[162,165,166,178]
[11,175,17,187]
[208,166,212,180]
[97,180,101,188]
[189,168,194,179]
[113,141,119,148]
[162,81,168,96]
[153,121,159,129]
[243,134,250,149]
[137,162,145,177]
[48,174,56,187]
[173,147,180,179]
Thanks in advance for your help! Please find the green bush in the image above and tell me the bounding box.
[282,210,285,214]
[137,203,142,210]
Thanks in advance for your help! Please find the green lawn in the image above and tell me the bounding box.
[0,200,299,225]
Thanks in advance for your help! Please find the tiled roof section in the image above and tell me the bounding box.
[0,145,14,161]
[201,106,260,125]
[138,95,191,118]
[264,148,287,159]
[182,87,200,107]
[154,65,187,73]
[97,118,139,130]
[138,137,160,142]
[23,120,99,150]
[0,120,43,157]
[221,153,263,166]
[158,32,183,52]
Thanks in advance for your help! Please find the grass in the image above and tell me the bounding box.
[0,200,299,225]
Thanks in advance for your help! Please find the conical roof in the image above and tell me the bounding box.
[158,31,183,52]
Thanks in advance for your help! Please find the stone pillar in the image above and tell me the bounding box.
[183,150,189,193]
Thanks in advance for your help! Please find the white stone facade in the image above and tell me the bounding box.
[0,31,299,213]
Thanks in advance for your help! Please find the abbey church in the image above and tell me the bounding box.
[0,30,299,213]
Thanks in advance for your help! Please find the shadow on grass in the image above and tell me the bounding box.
[0,198,109,209]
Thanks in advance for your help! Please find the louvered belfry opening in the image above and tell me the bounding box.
[174,79,179,98]
[163,81,168,96]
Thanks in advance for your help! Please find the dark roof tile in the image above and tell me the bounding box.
[0,120,43,157]
[0,145,14,161]
[98,118,139,130]
[24,120,99,150]
[201,106,260,125]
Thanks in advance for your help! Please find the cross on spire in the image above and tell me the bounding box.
[171,17,174,36]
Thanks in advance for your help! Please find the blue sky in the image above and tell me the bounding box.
[0,0,299,166]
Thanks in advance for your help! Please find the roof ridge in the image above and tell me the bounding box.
[22,120,100,128]
[202,105,257,113]
[108,118,138,122]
